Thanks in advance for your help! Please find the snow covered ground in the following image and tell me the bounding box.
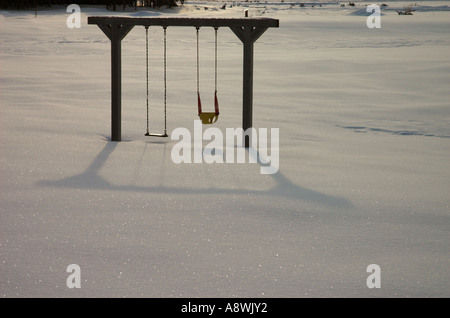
[1,1,449,297]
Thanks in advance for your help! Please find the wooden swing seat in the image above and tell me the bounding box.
[145,132,169,137]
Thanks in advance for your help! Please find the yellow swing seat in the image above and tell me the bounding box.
[198,112,219,124]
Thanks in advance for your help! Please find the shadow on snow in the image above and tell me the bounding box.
[37,141,353,209]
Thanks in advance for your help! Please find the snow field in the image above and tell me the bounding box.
[1,2,449,297]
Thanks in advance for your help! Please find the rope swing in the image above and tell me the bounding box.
[196,27,220,125]
[144,26,168,138]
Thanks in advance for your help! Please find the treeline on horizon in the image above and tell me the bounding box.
[0,0,181,10]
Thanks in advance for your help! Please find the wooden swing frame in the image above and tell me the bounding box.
[87,16,279,147]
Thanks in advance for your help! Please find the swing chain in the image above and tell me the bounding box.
[196,27,200,95]
[163,26,167,136]
[214,27,218,93]
[145,26,149,136]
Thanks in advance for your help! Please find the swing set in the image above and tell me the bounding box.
[88,16,279,147]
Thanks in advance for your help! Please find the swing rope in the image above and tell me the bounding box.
[145,26,168,137]
[196,27,219,125]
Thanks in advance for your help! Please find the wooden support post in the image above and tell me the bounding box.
[96,23,134,141]
[242,27,254,148]
[111,25,122,141]
[230,26,269,147]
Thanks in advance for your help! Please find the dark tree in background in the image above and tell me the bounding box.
[0,1,179,10]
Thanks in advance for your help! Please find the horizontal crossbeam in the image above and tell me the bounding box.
[87,16,279,28]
